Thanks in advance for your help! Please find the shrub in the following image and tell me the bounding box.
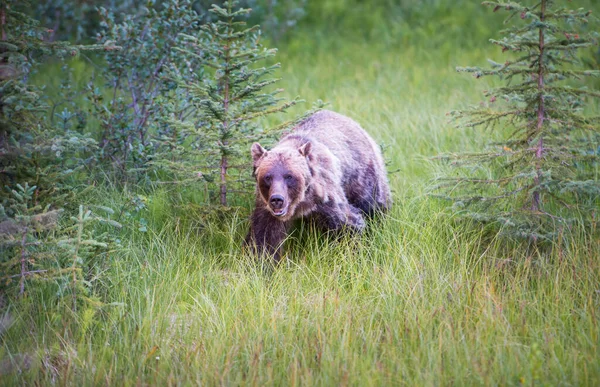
[89,0,201,180]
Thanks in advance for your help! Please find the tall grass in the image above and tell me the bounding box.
[2,1,599,384]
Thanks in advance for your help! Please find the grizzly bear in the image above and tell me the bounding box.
[245,110,391,261]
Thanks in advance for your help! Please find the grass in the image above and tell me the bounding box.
[2,1,600,385]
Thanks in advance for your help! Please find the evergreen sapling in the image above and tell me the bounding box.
[0,0,113,207]
[160,0,302,207]
[435,0,600,242]
[0,1,120,306]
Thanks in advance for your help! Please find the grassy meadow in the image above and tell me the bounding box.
[2,0,600,385]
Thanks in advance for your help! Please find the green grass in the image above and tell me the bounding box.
[2,1,600,385]
[3,199,599,385]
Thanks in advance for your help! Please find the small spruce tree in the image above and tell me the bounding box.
[0,0,111,205]
[0,184,120,305]
[435,0,600,242]
[0,184,62,298]
[160,0,301,207]
[0,1,119,305]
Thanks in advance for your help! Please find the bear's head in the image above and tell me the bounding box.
[251,141,312,221]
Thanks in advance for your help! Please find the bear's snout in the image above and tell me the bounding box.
[269,194,285,208]
[269,194,287,216]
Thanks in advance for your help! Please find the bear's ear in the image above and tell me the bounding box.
[298,141,312,157]
[251,142,267,163]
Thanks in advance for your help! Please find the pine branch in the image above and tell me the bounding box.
[545,86,600,99]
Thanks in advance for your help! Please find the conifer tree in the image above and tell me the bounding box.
[435,0,599,242]
[160,0,300,207]
[0,0,109,206]
[0,183,120,303]
[0,1,119,304]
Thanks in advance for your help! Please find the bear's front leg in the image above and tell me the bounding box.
[313,201,365,234]
[244,206,289,262]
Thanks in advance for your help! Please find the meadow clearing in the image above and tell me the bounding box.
[1,0,599,385]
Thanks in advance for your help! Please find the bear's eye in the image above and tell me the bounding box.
[264,175,272,183]
[284,174,293,181]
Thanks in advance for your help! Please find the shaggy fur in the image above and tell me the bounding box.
[245,110,391,261]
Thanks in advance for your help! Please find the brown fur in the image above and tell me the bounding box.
[245,110,391,261]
